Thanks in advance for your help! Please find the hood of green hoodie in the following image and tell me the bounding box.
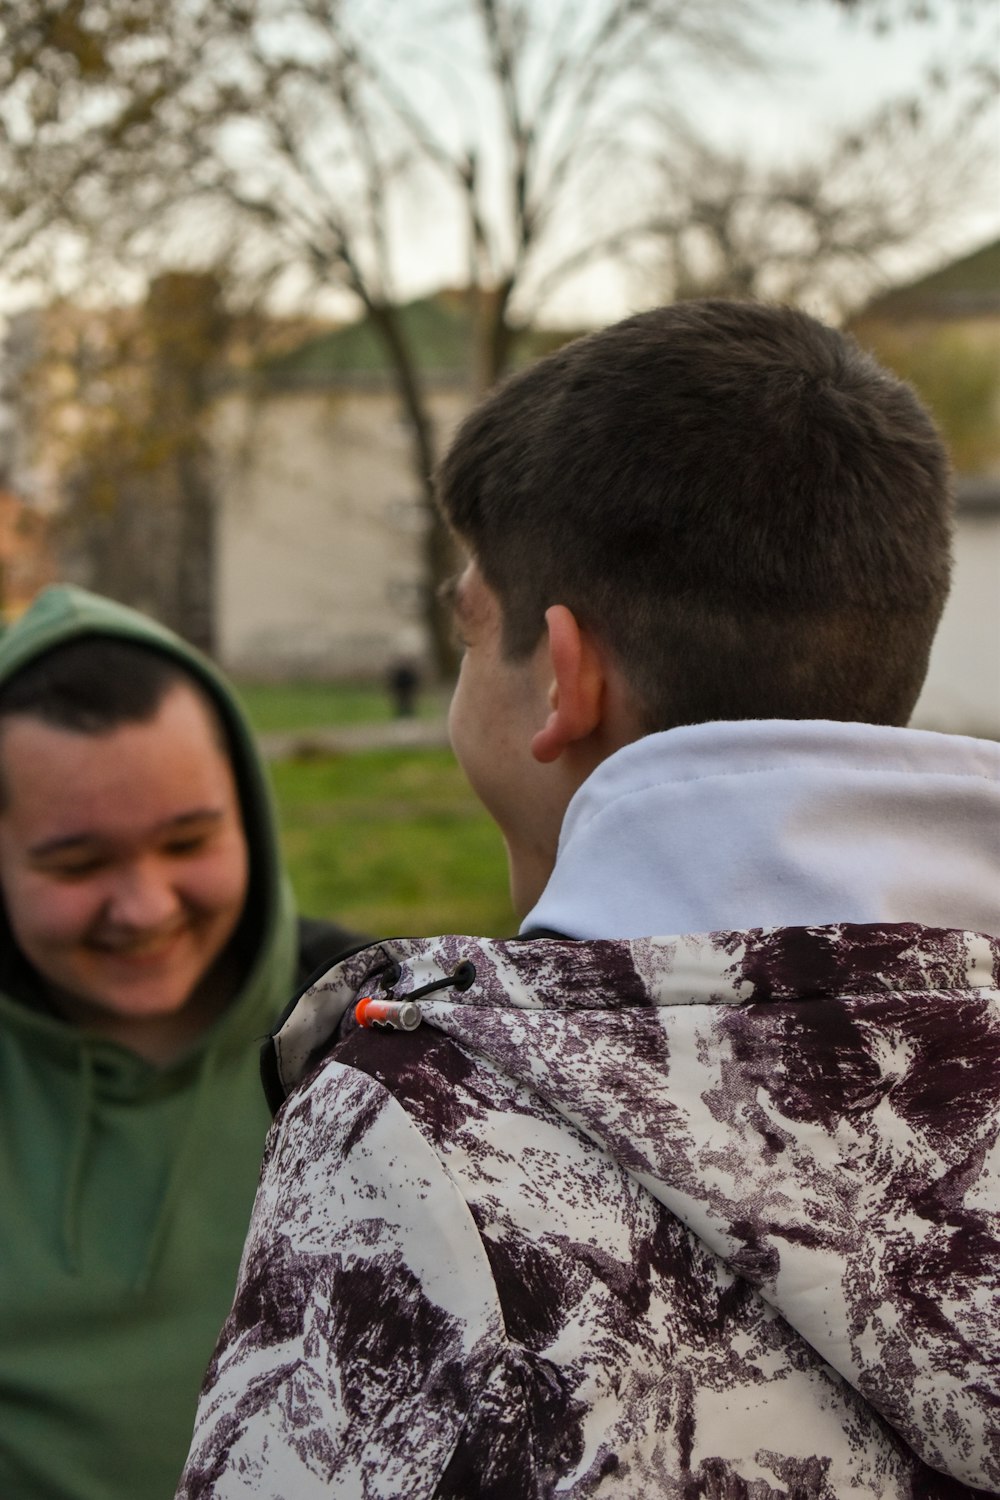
[0,583,299,1072]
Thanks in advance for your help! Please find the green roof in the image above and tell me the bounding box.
[859,239,1000,320]
[262,291,584,383]
[265,295,467,378]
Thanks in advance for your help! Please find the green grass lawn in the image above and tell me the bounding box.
[237,679,514,937]
[234,679,450,732]
[270,749,514,938]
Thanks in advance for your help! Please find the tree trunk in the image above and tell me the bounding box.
[367,299,461,679]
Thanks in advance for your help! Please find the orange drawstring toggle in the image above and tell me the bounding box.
[355,997,423,1032]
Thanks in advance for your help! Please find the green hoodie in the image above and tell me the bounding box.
[0,587,350,1500]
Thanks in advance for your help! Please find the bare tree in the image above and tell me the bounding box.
[1,0,995,669]
[0,0,782,668]
[14,272,227,650]
[629,90,996,317]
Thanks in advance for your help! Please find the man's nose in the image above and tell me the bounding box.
[105,861,181,929]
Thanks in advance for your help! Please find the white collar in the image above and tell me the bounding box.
[522,720,1000,940]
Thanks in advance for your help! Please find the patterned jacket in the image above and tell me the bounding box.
[177,923,1000,1499]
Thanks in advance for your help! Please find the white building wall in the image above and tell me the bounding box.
[212,381,468,679]
[912,507,1000,737]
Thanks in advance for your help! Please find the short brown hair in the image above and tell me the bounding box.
[0,636,228,808]
[437,300,953,729]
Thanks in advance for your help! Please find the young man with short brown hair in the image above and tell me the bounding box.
[180,302,1000,1499]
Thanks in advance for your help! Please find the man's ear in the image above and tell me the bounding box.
[531,605,606,765]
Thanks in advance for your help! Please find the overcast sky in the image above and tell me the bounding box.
[717,2,996,152]
[1,1,996,327]
[541,0,999,323]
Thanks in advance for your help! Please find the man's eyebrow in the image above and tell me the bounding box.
[27,809,225,860]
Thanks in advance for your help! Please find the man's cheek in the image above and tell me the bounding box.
[195,846,249,914]
[17,882,90,948]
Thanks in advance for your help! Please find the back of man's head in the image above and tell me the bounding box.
[437,299,953,730]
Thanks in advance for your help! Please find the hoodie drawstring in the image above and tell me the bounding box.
[134,1048,219,1293]
[61,1046,96,1273]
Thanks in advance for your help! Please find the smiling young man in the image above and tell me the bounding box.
[0,586,361,1500]
[179,301,1000,1499]
[0,667,249,1059]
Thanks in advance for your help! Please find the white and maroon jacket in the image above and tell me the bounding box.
[178,723,1000,1499]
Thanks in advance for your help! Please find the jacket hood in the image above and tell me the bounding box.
[266,922,1000,1492]
[522,720,1000,941]
[0,584,298,1067]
